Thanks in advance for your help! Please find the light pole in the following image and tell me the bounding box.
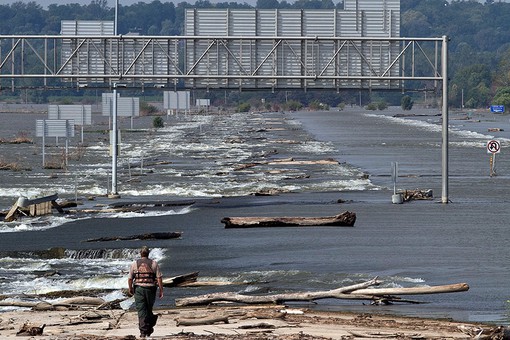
[109,83,125,198]
[441,35,449,204]
[115,0,119,35]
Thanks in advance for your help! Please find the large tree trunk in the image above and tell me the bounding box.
[351,283,469,296]
[176,277,379,306]
[221,211,356,228]
[84,232,181,242]
[175,278,469,307]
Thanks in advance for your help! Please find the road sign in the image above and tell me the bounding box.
[487,140,501,154]
[490,105,505,113]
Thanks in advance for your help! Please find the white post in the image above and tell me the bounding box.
[115,0,118,36]
[441,36,449,204]
[110,84,119,197]
[42,122,46,167]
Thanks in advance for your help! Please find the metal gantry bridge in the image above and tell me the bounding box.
[0,34,450,203]
[0,35,445,91]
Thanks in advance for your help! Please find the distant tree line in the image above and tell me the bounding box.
[2,0,510,109]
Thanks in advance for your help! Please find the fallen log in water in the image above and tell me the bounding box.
[175,278,469,307]
[84,232,182,242]
[402,189,433,201]
[176,277,379,306]
[351,283,469,296]
[221,211,356,228]
[162,272,199,287]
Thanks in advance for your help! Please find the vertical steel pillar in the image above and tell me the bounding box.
[111,85,118,196]
[115,0,118,36]
[441,36,449,204]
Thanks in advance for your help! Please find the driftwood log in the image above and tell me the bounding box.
[0,296,106,310]
[221,211,356,228]
[162,272,255,287]
[162,272,199,287]
[175,315,230,326]
[175,278,469,307]
[84,232,181,242]
[234,158,339,171]
[402,189,433,201]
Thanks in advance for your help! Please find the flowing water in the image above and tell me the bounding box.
[0,105,509,326]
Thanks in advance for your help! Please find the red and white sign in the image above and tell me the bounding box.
[487,140,501,154]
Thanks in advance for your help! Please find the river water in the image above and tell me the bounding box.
[0,105,509,326]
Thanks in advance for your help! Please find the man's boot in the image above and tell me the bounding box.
[139,316,149,337]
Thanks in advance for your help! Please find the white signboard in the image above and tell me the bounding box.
[196,98,210,107]
[36,119,75,138]
[48,104,92,125]
[164,91,190,110]
[102,93,139,117]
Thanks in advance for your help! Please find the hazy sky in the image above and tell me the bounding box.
[0,0,251,7]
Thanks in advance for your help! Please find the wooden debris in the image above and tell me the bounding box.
[162,272,199,287]
[234,157,339,171]
[84,231,182,243]
[175,278,469,307]
[457,324,508,339]
[162,272,254,287]
[221,211,356,228]
[176,277,380,307]
[402,189,433,201]
[0,296,106,311]
[4,193,64,222]
[351,283,469,296]
[175,315,230,326]
[16,322,45,336]
[238,322,276,329]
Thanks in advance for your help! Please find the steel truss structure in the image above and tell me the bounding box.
[0,35,445,92]
[0,34,450,204]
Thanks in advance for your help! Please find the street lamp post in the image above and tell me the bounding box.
[115,0,119,35]
[109,83,124,198]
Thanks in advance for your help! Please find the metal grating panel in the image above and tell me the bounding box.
[184,3,401,89]
[277,10,302,36]
[60,20,114,35]
[257,10,277,36]
[303,11,336,36]
[344,0,400,12]
[229,10,256,36]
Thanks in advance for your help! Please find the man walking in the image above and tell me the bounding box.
[128,246,164,338]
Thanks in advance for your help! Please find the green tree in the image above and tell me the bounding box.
[401,95,414,111]
[284,100,303,111]
[153,116,164,129]
[238,102,251,112]
[256,0,280,8]
[492,87,510,108]
[450,64,491,108]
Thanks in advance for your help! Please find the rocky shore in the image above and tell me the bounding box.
[2,305,507,339]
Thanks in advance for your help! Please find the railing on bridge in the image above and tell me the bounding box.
[0,35,445,91]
